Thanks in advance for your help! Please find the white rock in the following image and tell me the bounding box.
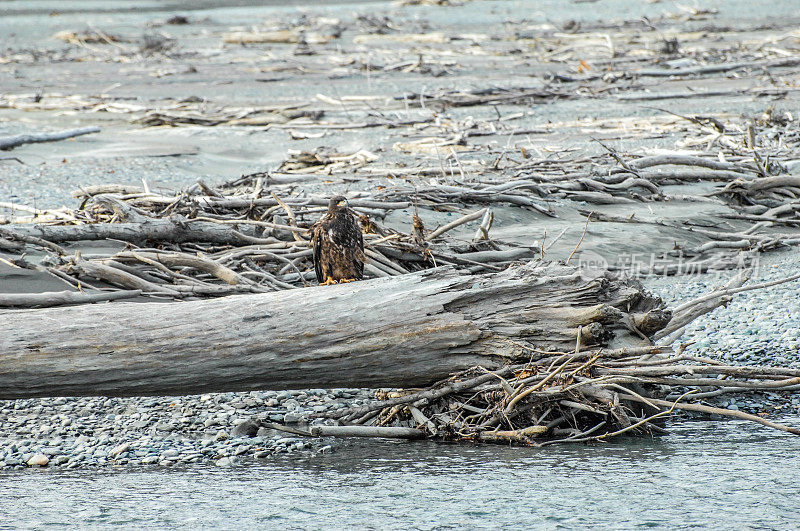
[109,442,130,457]
[27,454,49,467]
[215,457,233,467]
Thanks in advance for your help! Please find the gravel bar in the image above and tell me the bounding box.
[647,247,800,416]
[0,389,371,470]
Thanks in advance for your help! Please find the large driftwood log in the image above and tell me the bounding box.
[0,263,668,399]
[0,289,143,309]
[4,218,263,246]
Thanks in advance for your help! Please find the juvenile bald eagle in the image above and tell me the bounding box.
[311,195,364,285]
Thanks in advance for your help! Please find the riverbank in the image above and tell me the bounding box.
[2,0,800,470]
[2,246,799,470]
[0,390,365,469]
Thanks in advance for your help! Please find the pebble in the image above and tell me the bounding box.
[215,457,233,467]
[27,454,49,467]
[109,442,130,458]
[283,412,304,423]
[0,388,371,469]
[231,420,259,438]
[648,248,800,412]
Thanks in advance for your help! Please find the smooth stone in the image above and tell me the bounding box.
[110,442,130,457]
[27,454,49,467]
[283,412,303,423]
[215,457,233,467]
[231,420,259,438]
[233,445,251,456]
[283,399,301,411]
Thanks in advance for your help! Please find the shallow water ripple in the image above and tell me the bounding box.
[2,420,799,529]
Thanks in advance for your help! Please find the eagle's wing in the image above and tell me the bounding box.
[311,221,325,283]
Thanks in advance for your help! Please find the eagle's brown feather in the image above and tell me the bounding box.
[311,197,364,284]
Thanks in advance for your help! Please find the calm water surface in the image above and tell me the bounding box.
[1,420,799,529]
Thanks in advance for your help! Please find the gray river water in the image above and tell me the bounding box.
[2,420,799,529]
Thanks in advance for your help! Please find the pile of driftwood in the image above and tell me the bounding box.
[3,108,800,307]
[0,172,540,307]
[306,348,800,446]
[3,171,800,445]
[368,109,800,278]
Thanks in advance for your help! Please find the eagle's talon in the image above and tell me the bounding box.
[340,278,356,283]
[321,277,338,286]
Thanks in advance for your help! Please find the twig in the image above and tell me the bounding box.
[426,208,487,241]
[565,212,592,265]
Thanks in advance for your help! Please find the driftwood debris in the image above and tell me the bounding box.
[0,262,666,399]
[0,174,540,304]
[0,289,142,309]
[292,264,800,443]
[305,346,800,446]
[0,126,100,151]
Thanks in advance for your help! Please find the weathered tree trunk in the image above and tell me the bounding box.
[4,218,262,246]
[0,263,669,399]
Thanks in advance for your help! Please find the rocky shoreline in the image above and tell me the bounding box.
[3,250,800,471]
[0,389,372,470]
[647,249,800,416]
